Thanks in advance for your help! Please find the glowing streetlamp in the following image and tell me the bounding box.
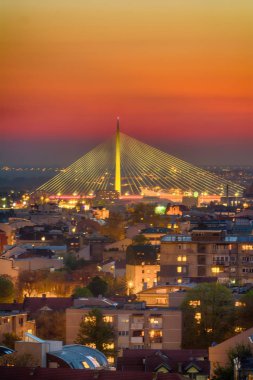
[128,280,134,295]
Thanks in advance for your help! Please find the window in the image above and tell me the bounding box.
[119,317,129,323]
[156,298,166,305]
[177,266,182,273]
[103,316,113,323]
[189,300,201,308]
[119,331,129,336]
[195,312,201,324]
[103,342,114,350]
[177,255,187,262]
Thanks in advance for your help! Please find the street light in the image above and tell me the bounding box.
[128,280,134,295]
[233,357,241,380]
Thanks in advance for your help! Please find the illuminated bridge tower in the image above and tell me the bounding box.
[115,117,121,195]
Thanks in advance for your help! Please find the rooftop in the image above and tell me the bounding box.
[48,344,108,369]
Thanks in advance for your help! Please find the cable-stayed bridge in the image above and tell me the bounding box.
[37,123,244,197]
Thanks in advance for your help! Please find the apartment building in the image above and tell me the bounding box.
[160,230,253,284]
[66,299,181,351]
[126,245,160,293]
[0,311,35,341]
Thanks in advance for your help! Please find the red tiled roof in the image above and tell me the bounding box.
[122,348,208,360]
[0,367,184,380]
[0,303,23,312]
[23,297,74,314]
[117,349,209,376]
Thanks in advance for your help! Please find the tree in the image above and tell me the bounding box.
[105,275,127,297]
[75,308,115,354]
[1,332,21,349]
[0,352,38,367]
[99,212,125,240]
[0,276,14,302]
[35,311,66,341]
[87,276,108,297]
[17,270,75,298]
[17,270,46,298]
[128,203,170,227]
[74,286,93,298]
[64,253,78,271]
[236,290,253,329]
[181,283,235,348]
[132,234,150,245]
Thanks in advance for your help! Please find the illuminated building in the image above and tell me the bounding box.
[37,121,244,198]
[160,231,253,284]
[66,298,181,350]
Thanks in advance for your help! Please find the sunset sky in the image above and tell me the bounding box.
[1,0,253,166]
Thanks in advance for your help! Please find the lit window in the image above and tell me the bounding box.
[84,316,96,323]
[103,316,113,323]
[177,266,182,273]
[235,301,246,307]
[195,312,201,323]
[103,342,114,350]
[107,356,114,364]
[235,326,244,333]
[211,267,220,274]
[177,278,182,284]
[189,300,201,308]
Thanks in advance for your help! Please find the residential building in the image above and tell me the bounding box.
[136,285,190,308]
[160,231,253,284]
[209,326,253,378]
[0,257,19,279]
[92,206,109,220]
[0,310,35,341]
[166,204,188,216]
[126,245,160,293]
[0,229,8,254]
[22,295,74,316]
[141,227,172,245]
[117,348,209,379]
[14,333,109,369]
[66,298,182,351]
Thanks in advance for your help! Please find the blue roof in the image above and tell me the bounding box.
[0,346,14,356]
[225,235,253,243]
[161,235,192,242]
[161,234,253,243]
[48,344,108,369]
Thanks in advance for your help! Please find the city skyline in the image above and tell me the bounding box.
[1,1,253,166]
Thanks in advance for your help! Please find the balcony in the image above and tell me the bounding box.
[213,261,230,266]
[150,337,163,343]
[131,323,144,330]
[149,323,162,329]
[130,337,144,344]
